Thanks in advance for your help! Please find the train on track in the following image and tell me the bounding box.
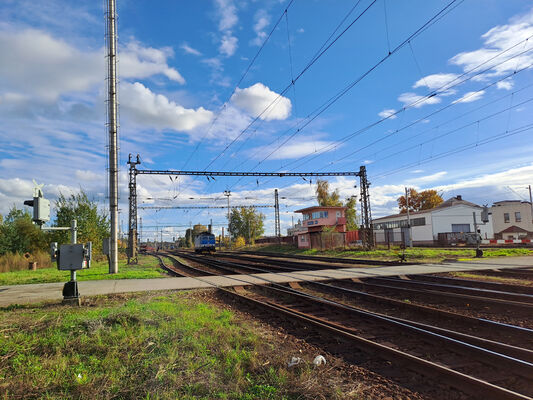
[194,232,216,253]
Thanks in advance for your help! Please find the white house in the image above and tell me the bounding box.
[372,195,494,246]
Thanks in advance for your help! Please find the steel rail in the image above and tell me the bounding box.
[157,252,533,399]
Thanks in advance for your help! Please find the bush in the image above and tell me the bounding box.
[234,236,246,249]
[0,251,51,273]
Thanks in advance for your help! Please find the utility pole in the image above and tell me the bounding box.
[106,0,119,274]
[224,190,231,241]
[529,185,533,222]
[127,154,140,264]
[359,166,374,249]
[405,187,413,248]
[274,189,281,241]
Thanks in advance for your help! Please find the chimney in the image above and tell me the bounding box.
[456,195,462,201]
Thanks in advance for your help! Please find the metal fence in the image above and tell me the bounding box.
[374,231,405,248]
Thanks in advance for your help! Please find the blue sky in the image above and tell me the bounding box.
[1,0,533,240]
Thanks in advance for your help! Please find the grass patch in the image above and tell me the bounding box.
[249,244,533,263]
[0,292,342,399]
[0,255,166,286]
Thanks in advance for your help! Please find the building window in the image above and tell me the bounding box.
[300,235,306,242]
[336,211,341,218]
[311,211,328,219]
[504,213,510,223]
[515,212,521,222]
[452,224,471,233]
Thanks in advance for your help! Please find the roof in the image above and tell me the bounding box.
[295,205,347,213]
[373,196,481,222]
[493,200,532,206]
[498,225,530,234]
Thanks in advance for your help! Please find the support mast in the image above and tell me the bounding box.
[106,0,119,274]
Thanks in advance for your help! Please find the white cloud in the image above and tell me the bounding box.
[120,41,185,84]
[120,82,213,132]
[215,0,238,31]
[497,79,514,90]
[75,170,102,182]
[213,0,239,57]
[452,90,485,104]
[250,140,337,160]
[219,34,238,57]
[450,10,533,79]
[230,83,292,120]
[408,171,447,184]
[180,43,202,56]
[378,108,397,119]
[251,10,270,46]
[398,92,441,108]
[413,73,459,92]
[0,28,185,102]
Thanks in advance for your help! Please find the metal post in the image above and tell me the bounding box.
[405,187,413,248]
[274,189,281,242]
[473,211,482,257]
[224,190,231,241]
[127,154,140,264]
[70,219,77,282]
[359,166,374,249]
[529,185,533,223]
[106,0,119,274]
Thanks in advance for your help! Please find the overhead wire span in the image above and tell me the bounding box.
[232,0,466,190]
[250,39,533,190]
[180,0,296,172]
[372,122,533,180]
[203,0,379,170]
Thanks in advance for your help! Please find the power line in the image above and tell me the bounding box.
[254,42,533,191]
[203,0,379,170]
[372,122,533,180]
[180,0,296,171]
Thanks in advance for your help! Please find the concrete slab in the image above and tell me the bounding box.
[0,256,531,307]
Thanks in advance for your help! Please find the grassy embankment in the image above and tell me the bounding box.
[0,292,342,400]
[0,255,166,286]
[248,244,533,263]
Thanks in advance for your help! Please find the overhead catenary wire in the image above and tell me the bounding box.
[253,41,533,191]
[203,0,379,171]
[180,0,296,172]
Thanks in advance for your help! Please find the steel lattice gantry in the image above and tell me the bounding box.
[127,154,374,261]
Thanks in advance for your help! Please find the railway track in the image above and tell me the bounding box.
[154,251,533,400]
[221,250,411,266]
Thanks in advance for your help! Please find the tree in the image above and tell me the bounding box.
[184,224,208,248]
[315,180,358,231]
[0,207,48,255]
[397,188,443,213]
[229,207,265,244]
[316,180,342,206]
[51,191,109,255]
[344,196,358,231]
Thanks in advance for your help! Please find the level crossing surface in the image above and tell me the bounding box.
[0,256,532,307]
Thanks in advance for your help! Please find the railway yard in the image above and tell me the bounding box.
[114,250,533,400]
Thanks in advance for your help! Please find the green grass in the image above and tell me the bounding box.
[0,292,342,399]
[0,255,167,286]
[249,244,533,263]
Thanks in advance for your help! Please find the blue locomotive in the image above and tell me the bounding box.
[194,232,216,253]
